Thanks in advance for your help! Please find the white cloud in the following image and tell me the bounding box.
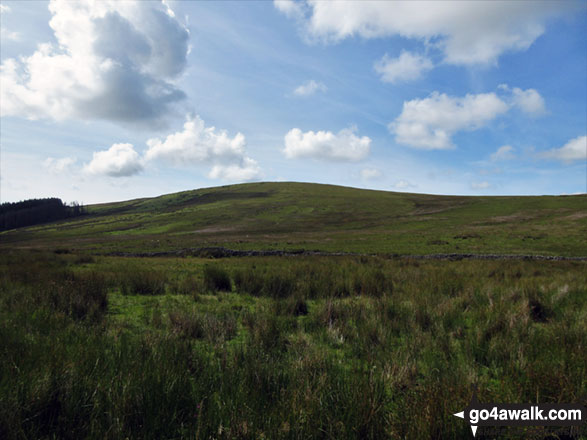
[360,168,381,180]
[511,87,546,116]
[145,114,261,181]
[283,126,371,161]
[0,29,20,41]
[79,114,261,181]
[208,158,262,181]
[43,157,77,174]
[0,0,189,125]
[471,181,491,190]
[374,51,433,84]
[145,115,246,164]
[0,5,20,41]
[273,0,305,19]
[390,91,510,149]
[491,145,515,161]
[393,180,415,189]
[276,1,575,65]
[293,79,327,96]
[539,135,587,163]
[390,87,545,149]
[84,143,144,177]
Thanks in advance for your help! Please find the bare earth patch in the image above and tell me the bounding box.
[484,213,533,223]
[189,226,237,234]
[561,211,587,221]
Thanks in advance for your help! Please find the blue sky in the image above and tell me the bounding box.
[1,0,586,203]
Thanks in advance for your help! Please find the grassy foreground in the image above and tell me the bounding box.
[1,182,586,256]
[1,250,585,439]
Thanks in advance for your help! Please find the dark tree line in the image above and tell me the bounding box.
[0,198,86,231]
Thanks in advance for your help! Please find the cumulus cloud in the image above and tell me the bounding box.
[471,181,491,190]
[360,168,382,180]
[374,51,433,84]
[293,80,327,96]
[84,143,144,177]
[145,115,261,181]
[539,135,587,163]
[79,115,261,180]
[390,91,510,149]
[276,1,576,65]
[145,115,246,164]
[1,29,20,41]
[208,158,262,181]
[273,0,305,19]
[498,84,547,116]
[43,157,77,174]
[491,145,515,161]
[283,126,371,161]
[511,87,546,116]
[393,180,415,189]
[390,87,545,149]
[0,4,20,41]
[0,0,189,125]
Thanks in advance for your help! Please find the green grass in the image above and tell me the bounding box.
[1,182,585,256]
[1,251,585,439]
[1,183,585,438]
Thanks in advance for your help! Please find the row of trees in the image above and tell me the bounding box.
[0,198,86,231]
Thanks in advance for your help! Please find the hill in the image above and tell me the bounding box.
[1,182,586,256]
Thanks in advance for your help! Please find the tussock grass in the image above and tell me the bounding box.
[170,274,204,297]
[169,309,237,343]
[1,251,585,439]
[120,269,167,295]
[202,264,232,292]
[232,258,394,299]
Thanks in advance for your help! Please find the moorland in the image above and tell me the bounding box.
[1,182,585,439]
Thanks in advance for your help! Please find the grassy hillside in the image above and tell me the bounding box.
[1,182,586,438]
[1,182,586,256]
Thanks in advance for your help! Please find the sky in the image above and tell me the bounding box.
[1,0,586,204]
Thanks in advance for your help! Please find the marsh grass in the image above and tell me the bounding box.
[169,309,237,343]
[170,274,204,297]
[203,264,232,292]
[232,258,394,299]
[119,268,167,295]
[1,251,585,439]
